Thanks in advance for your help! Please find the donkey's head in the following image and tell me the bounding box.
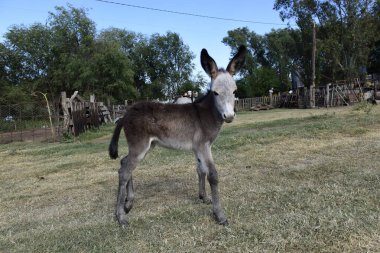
[201,46,246,123]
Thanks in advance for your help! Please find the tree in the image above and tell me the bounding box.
[265,28,300,91]
[98,28,141,55]
[148,32,195,99]
[1,24,52,104]
[47,5,97,98]
[367,0,380,74]
[1,5,98,103]
[2,24,52,91]
[236,67,280,98]
[222,27,267,73]
[92,40,135,103]
[1,5,198,103]
[177,71,208,97]
[98,29,195,100]
[368,40,380,74]
[98,28,154,99]
[274,0,380,83]
[223,27,296,97]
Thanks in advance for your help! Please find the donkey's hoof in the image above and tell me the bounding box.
[213,212,228,225]
[219,219,229,226]
[118,218,129,228]
[116,213,129,227]
[198,196,211,204]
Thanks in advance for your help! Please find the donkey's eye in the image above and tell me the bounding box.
[213,91,219,96]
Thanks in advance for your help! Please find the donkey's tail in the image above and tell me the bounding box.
[109,118,123,159]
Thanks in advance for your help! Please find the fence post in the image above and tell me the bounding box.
[61,92,70,132]
[32,91,55,141]
[325,83,330,107]
[269,88,273,106]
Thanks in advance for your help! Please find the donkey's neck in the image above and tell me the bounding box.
[194,91,224,130]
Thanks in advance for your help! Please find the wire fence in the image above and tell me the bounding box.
[0,84,370,144]
[0,102,63,144]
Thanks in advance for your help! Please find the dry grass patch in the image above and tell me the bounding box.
[1,106,380,252]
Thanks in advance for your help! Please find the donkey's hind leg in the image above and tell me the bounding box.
[116,155,137,226]
[116,140,151,226]
[124,175,134,213]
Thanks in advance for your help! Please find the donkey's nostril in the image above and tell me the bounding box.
[223,114,226,119]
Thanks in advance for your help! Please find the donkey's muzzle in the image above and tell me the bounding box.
[223,113,235,123]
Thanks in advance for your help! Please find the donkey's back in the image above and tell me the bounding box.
[133,101,202,146]
[109,101,201,158]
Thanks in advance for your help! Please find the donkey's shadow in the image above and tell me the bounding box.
[136,173,199,202]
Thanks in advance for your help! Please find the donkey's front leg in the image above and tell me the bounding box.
[195,145,228,225]
[196,160,210,203]
[207,161,228,225]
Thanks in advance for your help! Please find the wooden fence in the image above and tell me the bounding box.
[235,84,368,111]
[61,91,111,136]
[235,96,281,111]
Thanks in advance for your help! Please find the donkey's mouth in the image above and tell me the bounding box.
[224,118,234,123]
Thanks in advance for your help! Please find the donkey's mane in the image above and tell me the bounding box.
[193,90,212,104]
[193,68,228,104]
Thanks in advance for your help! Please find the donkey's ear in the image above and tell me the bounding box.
[226,45,247,76]
[201,49,218,79]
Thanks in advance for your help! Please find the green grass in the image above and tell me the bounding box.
[1,106,380,252]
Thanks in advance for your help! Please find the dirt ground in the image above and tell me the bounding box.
[0,127,62,144]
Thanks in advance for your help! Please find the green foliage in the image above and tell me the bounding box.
[61,124,113,143]
[146,32,195,99]
[99,30,196,100]
[274,0,380,83]
[368,40,380,74]
[92,40,136,103]
[1,5,98,100]
[223,0,380,97]
[352,100,375,114]
[236,67,280,98]
[1,5,196,104]
[0,84,31,105]
[2,1,379,104]
[47,5,97,97]
[177,72,208,95]
[265,28,298,89]
[223,28,296,97]
[2,23,51,93]
[222,27,265,73]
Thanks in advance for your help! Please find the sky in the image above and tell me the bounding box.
[0,0,292,76]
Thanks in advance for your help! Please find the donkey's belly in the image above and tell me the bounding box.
[154,137,193,151]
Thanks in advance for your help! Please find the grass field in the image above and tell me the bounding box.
[1,105,380,252]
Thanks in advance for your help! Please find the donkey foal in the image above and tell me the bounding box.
[109,46,246,226]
